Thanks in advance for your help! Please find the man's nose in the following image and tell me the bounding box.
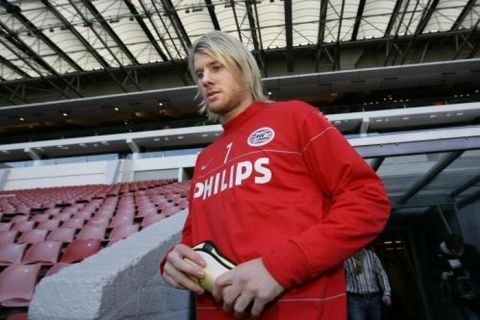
[201,72,213,86]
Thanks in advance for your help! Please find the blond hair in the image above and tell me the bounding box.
[188,31,270,120]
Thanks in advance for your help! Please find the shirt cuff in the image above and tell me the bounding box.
[262,240,309,289]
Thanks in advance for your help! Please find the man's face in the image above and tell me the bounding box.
[193,53,252,123]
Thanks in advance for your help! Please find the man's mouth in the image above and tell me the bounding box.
[207,91,219,98]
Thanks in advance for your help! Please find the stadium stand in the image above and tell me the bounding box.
[0,178,190,318]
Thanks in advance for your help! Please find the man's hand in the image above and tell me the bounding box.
[212,258,285,319]
[382,294,392,306]
[441,271,454,280]
[162,244,207,295]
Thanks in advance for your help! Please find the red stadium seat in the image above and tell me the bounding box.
[30,214,50,223]
[10,215,28,224]
[0,222,12,232]
[76,226,106,241]
[0,231,18,246]
[17,229,48,244]
[109,214,134,228]
[59,239,102,263]
[36,219,61,231]
[0,243,28,265]
[22,241,63,265]
[45,262,72,277]
[11,221,35,233]
[56,212,73,222]
[109,224,139,245]
[0,264,41,307]
[7,313,28,320]
[46,227,76,242]
[141,214,165,228]
[61,217,85,229]
[85,216,109,228]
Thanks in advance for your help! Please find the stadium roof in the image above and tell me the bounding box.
[0,0,479,143]
[0,0,479,92]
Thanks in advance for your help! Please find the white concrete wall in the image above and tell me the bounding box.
[1,154,197,191]
[3,161,111,190]
[131,155,196,172]
[124,154,196,183]
[29,210,192,320]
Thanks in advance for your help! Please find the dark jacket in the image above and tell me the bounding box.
[434,241,480,306]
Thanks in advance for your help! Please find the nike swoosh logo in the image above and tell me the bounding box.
[201,159,212,170]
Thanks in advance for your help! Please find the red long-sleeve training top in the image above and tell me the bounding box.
[169,100,390,319]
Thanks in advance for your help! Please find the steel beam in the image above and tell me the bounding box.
[400,151,463,204]
[457,188,480,208]
[284,0,293,72]
[68,0,141,90]
[314,0,329,71]
[450,174,480,198]
[123,0,168,61]
[205,0,220,30]
[41,0,128,92]
[351,0,366,41]
[149,0,191,83]
[4,1,83,72]
[160,0,191,52]
[370,157,385,171]
[399,0,440,64]
[80,0,139,65]
[0,27,72,98]
[229,0,243,41]
[450,0,476,31]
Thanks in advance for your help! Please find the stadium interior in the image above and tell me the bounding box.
[0,0,479,319]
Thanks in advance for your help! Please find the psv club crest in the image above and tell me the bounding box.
[247,127,275,147]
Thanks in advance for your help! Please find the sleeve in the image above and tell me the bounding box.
[373,253,391,294]
[262,101,391,288]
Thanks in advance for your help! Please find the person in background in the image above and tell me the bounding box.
[435,233,480,320]
[160,30,391,320]
[344,247,392,320]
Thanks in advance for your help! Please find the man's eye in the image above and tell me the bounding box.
[212,64,222,71]
[196,72,204,79]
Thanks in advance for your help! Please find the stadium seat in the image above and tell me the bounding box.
[30,214,50,223]
[59,239,102,263]
[72,210,94,220]
[109,224,139,245]
[55,212,73,222]
[161,206,179,217]
[109,214,134,228]
[62,217,85,229]
[141,214,165,228]
[0,263,41,307]
[11,221,35,233]
[22,241,62,265]
[6,312,28,320]
[36,219,61,231]
[0,231,18,246]
[17,229,48,244]
[10,215,28,224]
[46,227,76,242]
[0,243,28,265]
[0,222,12,232]
[85,216,110,228]
[45,262,72,277]
[76,226,106,241]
